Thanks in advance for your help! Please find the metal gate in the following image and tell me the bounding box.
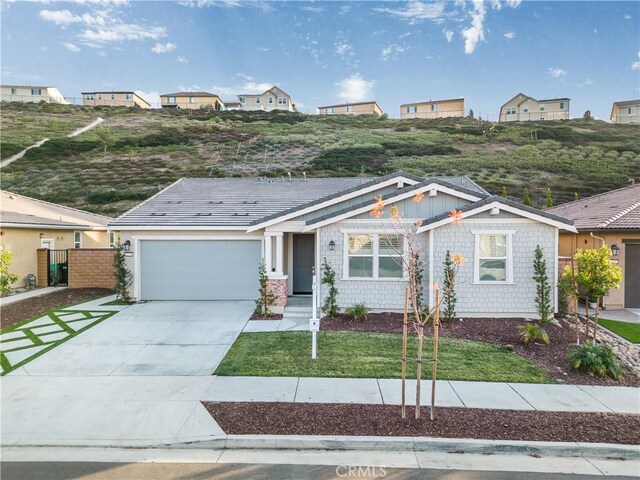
[47,249,68,286]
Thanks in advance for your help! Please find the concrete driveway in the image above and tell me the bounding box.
[12,300,254,376]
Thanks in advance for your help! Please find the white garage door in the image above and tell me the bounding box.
[139,240,261,300]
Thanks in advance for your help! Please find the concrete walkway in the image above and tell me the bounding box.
[0,138,49,168]
[0,287,64,307]
[600,309,640,324]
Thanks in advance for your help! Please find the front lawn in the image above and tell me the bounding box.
[598,318,640,343]
[214,331,549,383]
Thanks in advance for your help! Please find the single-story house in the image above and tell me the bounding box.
[0,191,113,287]
[547,182,640,309]
[111,173,576,317]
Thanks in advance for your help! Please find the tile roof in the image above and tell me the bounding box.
[318,101,382,110]
[612,99,640,108]
[546,184,640,230]
[160,92,221,98]
[400,98,464,107]
[0,211,89,228]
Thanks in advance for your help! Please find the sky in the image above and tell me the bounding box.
[1,0,639,120]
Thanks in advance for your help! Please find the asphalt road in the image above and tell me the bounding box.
[1,462,631,480]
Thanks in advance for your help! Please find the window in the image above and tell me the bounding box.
[110,93,116,100]
[523,108,528,113]
[268,96,273,104]
[168,96,176,104]
[256,97,261,104]
[346,105,353,113]
[98,94,103,100]
[278,97,287,105]
[11,88,17,95]
[407,105,417,113]
[539,105,545,112]
[326,107,335,114]
[560,102,566,110]
[506,107,516,115]
[629,107,636,115]
[86,94,94,100]
[109,232,116,248]
[239,97,245,104]
[31,88,42,96]
[474,232,513,283]
[125,93,133,100]
[431,104,437,112]
[188,96,194,103]
[346,233,404,279]
[74,231,82,249]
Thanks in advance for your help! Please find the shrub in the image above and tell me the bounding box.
[0,245,19,294]
[533,245,552,324]
[321,257,339,318]
[113,243,132,302]
[345,303,369,323]
[567,343,623,380]
[517,323,550,345]
[255,260,276,317]
[556,286,569,318]
[442,250,457,323]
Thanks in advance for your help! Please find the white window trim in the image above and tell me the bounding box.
[109,231,116,248]
[74,231,82,249]
[341,231,407,281]
[472,230,515,284]
[40,238,54,249]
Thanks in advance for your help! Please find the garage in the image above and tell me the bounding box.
[139,239,261,300]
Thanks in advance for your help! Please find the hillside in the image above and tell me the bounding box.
[1,102,639,217]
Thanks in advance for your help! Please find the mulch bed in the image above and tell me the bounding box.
[204,402,640,445]
[0,288,113,329]
[321,313,640,387]
[249,313,284,321]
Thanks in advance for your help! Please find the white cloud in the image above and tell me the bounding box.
[151,42,176,53]
[548,67,568,78]
[212,81,273,97]
[462,0,486,54]
[136,90,160,106]
[374,1,446,24]
[443,29,453,42]
[624,14,631,20]
[632,52,640,71]
[79,24,166,43]
[40,9,82,25]
[335,41,354,59]
[336,73,374,102]
[381,44,406,61]
[576,78,592,88]
[503,31,515,39]
[490,0,521,9]
[177,56,188,63]
[178,84,202,92]
[300,5,324,13]
[63,42,81,52]
[338,4,352,15]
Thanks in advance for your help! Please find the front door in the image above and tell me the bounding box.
[624,244,640,308]
[293,234,314,294]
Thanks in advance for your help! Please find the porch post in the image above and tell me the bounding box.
[275,233,284,276]
[264,234,273,272]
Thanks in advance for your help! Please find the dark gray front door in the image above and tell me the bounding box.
[293,234,314,294]
[625,244,640,308]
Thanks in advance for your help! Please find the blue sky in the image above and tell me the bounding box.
[1,0,639,119]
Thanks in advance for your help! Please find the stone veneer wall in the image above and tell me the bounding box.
[267,278,288,307]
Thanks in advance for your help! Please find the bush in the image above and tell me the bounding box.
[517,323,550,345]
[567,343,623,380]
[345,303,369,323]
[556,286,569,318]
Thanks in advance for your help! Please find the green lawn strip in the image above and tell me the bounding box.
[0,294,115,334]
[100,299,135,306]
[596,318,640,343]
[22,329,44,346]
[0,310,117,376]
[214,331,549,384]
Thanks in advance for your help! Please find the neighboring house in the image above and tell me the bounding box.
[82,91,151,108]
[110,172,576,317]
[547,182,640,310]
[499,93,570,122]
[224,100,243,111]
[318,101,383,116]
[237,86,295,112]
[400,98,465,119]
[610,100,640,124]
[0,191,113,287]
[0,85,69,104]
[160,92,224,110]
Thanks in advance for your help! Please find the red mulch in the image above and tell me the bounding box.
[321,313,640,387]
[204,402,640,445]
[0,288,113,329]
[249,312,283,321]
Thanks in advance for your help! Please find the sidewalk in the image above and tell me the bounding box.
[0,287,64,307]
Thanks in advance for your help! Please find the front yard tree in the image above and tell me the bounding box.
[546,188,553,208]
[533,245,552,324]
[442,250,457,323]
[321,257,339,318]
[501,186,507,198]
[255,260,276,317]
[523,187,532,206]
[560,259,581,344]
[574,246,622,343]
[0,245,19,295]
[96,126,113,153]
[113,242,132,302]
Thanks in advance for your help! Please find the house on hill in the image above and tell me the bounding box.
[318,101,383,116]
[400,98,465,119]
[0,85,69,104]
[82,91,151,108]
[499,93,570,122]
[237,86,295,112]
[160,92,224,110]
[610,100,640,124]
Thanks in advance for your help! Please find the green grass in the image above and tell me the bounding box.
[598,318,640,343]
[214,331,549,383]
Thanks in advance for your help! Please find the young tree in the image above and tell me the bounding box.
[442,251,457,323]
[533,245,552,324]
[523,187,532,206]
[255,260,276,317]
[574,192,580,201]
[560,258,581,344]
[583,110,592,121]
[546,188,553,208]
[501,186,508,199]
[468,109,474,119]
[0,245,19,295]
[321,257,339,317]
[95,126,113,153]
[113,243,132,302]
[574,246,622,343]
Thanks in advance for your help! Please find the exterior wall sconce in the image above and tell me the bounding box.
[329,240,336,251]
[123,240,131,251]
[611,244,620,256]
[39,233,44,239]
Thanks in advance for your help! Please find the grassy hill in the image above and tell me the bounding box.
[1,102,639,217]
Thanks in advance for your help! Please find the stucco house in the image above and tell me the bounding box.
[82,91,151,108]
[110,172,576,317]
[237,86,295,112]
[160,92,224,110]
[0,85,69,104]
[318,101,384,116]
[0,191,112,287]
[547,182,640,310]
[499,93,570,122]
[610,100,640,124]
[400,98,465,120]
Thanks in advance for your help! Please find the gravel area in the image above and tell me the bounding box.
[204,402,640,445]
[0,288,113,329]
[321,314,640,387]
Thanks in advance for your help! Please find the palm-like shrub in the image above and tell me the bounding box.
[517,323,550,345]
[567,343,623,380]
[345,303,369,323]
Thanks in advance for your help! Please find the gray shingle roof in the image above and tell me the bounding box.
[0,211,89,228]
[546,184,640,230]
